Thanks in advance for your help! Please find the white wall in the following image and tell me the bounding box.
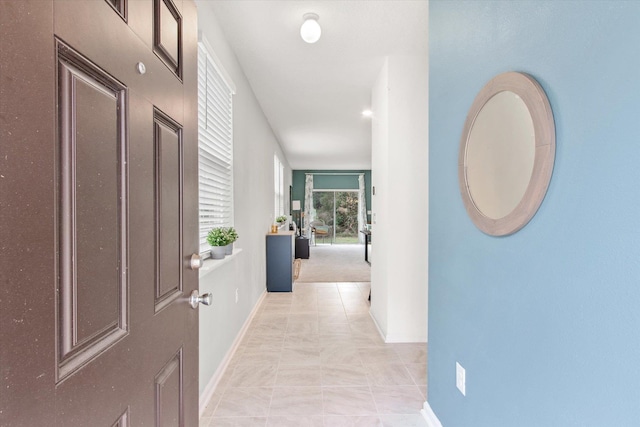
[370,59,390,335]
[370,55,429,343]
[195,0,291,403]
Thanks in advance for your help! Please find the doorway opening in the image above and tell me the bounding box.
[312,190,359,244]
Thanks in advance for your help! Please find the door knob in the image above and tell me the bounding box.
[189,290,212,309]
[190,253,203,270]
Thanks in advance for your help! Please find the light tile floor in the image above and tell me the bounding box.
[200,282,428,427]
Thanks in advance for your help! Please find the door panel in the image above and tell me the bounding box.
[113,408,130,427]
[105,0,127,22]
[155,0,182,78]
[155,349,183,426]
[154,109,183,312]
[1,0,199,425]
[56,39,129,382]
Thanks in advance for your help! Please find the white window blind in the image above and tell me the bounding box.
[274,155,284,219]
[198,40,234,254]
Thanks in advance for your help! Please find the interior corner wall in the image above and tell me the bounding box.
[371,55,429,343]
[194,1,291,398]
[429,1,640,425]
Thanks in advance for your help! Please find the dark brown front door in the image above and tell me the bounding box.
[1,0,199,425]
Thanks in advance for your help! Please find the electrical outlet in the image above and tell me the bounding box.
[235,288,239,304]
[456,362,466,396]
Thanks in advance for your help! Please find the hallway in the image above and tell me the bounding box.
[199,282,427,427]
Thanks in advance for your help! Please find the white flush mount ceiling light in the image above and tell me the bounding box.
[362,109,373,117]
[300,13,321,44]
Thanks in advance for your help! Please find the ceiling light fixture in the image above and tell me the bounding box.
[362,109,373,117]
[300,13,321,44]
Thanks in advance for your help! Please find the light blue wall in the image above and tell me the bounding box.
[429,1,640,426]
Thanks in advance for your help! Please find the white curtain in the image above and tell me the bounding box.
[358,174,367,244]
[304,174,314,237]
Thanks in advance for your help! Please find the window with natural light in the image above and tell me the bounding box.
[198,38,234,255]
[273,154,285,220]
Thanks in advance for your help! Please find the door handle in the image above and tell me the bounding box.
[190,254,203,270]
[189,290,212,309]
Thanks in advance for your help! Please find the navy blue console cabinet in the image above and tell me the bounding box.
[266,231,295,292]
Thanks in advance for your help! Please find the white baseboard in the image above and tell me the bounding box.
[385,333,428,343]
[198,289,267,417]
[421,401,443,427]
[368,310,427,343]
[368,310,386,341]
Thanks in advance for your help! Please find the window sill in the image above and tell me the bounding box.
[199,248,243,280]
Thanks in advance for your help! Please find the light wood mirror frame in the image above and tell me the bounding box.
[458,71,555,236]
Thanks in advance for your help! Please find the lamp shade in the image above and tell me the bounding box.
[300,13,321,44]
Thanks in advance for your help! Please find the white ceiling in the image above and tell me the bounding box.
[199,0,428,170]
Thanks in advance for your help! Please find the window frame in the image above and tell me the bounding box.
[197,34,236,257]
[274,154,285,220]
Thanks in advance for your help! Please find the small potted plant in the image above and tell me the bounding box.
[224,227,238,255]
[275,215,287,226]
[206,227,231,259]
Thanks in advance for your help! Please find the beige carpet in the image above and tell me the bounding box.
[296,244,371,282]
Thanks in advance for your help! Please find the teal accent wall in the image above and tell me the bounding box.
[292,169,372,214]
[429,1,640,426]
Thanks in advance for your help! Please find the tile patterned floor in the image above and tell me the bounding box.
[199,282,428,427]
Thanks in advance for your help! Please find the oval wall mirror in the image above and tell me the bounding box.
[458,72,555,236]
